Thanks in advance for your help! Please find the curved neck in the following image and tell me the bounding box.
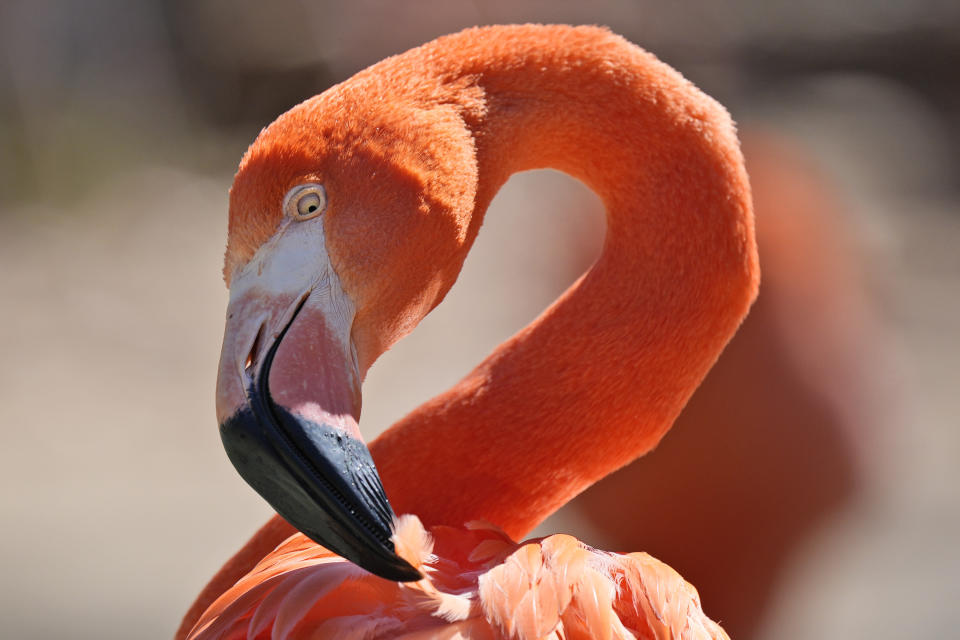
[371,27,758,539]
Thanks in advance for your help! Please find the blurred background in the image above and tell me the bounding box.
[1,1,958,638]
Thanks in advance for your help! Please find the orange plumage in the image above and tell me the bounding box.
[180,24,758,639]
[190,516,726,640]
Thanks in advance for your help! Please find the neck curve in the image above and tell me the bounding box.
[370,25,758,540]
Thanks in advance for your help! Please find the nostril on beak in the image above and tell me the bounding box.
[244,324,265,374]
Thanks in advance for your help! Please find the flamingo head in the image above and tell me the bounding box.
[215,85,479,581]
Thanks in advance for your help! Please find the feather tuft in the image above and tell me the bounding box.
[392,514,436,571]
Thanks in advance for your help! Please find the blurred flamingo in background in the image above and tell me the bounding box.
[179,25,759,639]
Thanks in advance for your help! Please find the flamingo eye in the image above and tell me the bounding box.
[284,184,327,221]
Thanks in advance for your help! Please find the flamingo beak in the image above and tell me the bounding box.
[215,226,420,582]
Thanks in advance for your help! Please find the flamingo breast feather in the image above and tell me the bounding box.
[187,516,728,640]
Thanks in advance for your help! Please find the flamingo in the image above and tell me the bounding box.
[180,25,759,639]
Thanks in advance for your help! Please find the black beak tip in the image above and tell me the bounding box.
[374,553,423,582]
[220,404,426,583]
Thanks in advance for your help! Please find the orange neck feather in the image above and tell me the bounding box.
[369,26,759,539]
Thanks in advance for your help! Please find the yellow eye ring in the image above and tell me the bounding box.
[284,184,327,221]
